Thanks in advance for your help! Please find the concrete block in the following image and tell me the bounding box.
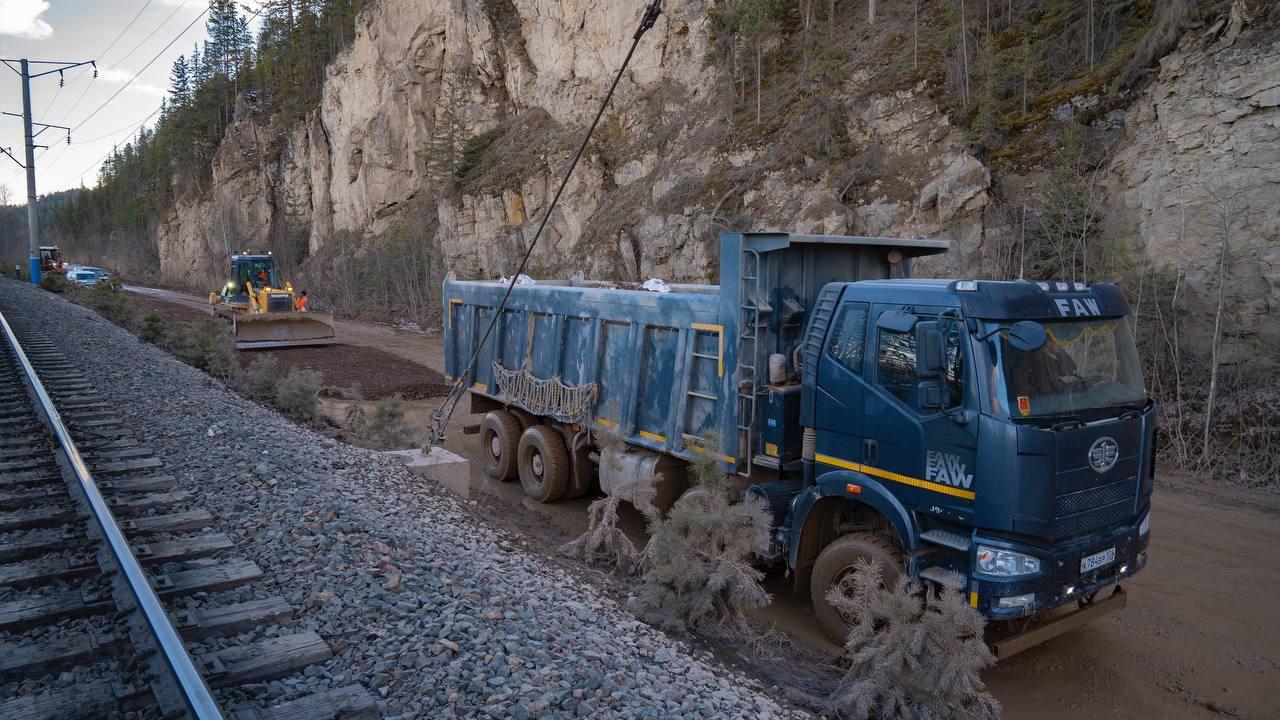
[382,447,472,497]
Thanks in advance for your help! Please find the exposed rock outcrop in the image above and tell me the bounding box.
[154,0,1276,365]
[1105,15,1280,361]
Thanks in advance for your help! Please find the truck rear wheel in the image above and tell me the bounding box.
[810,532,904,645]
[517,425,570,503]
[479,410,521,481]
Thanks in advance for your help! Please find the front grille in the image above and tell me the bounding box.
[1054,476,1137,538]
[266,294,293,312]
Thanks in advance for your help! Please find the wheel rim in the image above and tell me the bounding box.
[489,434,502,458]
[832,565,862,625]
[531,451,544,478]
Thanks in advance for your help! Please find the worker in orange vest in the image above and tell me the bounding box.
[294,290,309,312]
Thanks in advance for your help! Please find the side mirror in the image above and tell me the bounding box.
[1007,320,1047,352]
[915,321,945,378]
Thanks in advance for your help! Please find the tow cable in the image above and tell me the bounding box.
[427,0,664,448]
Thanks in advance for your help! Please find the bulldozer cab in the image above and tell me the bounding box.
[229,255,279,300]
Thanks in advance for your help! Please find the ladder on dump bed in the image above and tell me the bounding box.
[735,248,768,477]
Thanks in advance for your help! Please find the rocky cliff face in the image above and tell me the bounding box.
[1105,15,1280,360]
[157,0,1277,352]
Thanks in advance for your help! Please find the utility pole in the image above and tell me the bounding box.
[0,58,95,284]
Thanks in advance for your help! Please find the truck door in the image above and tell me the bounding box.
[861,305,978,519]
[813,301,870,460]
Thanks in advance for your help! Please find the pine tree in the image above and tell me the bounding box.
[628,444,773,636]
[169,54,191,107]
[190,43,207,87]
[825,559,1001,720]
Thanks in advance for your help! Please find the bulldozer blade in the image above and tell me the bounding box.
[233,312,338,349]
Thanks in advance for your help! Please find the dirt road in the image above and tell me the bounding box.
[123,285,443,367]
[123,285,1280,719]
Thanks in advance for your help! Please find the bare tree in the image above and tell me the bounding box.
[868,0,876,24]
[913,0,920,70]
[1086,0,1096,69]
[1202,186,1249,463]
[960,0,971,108]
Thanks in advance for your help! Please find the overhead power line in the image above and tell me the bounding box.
[106,0,190,75]
[71,6,210,132]
[55,0,157,125]
[72,105,165,145]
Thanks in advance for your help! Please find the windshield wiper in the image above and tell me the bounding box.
[1049,415,1085,430]
[1116,401,1147,420]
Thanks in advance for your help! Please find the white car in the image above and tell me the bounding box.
[67,270,101,286]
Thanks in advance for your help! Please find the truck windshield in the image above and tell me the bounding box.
[991,318,1145,419]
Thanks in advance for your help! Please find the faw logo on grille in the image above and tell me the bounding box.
[1088,437,1119,473]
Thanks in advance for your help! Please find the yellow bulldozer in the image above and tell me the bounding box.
[209,251,337,349]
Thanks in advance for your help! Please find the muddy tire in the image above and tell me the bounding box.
[479,410,521,481]
[517,425,570,503]
[810,532,904,645]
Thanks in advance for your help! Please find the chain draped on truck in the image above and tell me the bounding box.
[443,232,1154,653]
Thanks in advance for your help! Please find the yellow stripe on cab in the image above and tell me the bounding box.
[815,453,976,500]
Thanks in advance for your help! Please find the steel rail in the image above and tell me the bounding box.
[0,307,225,720]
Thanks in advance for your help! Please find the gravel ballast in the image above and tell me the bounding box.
[0,280,812,719]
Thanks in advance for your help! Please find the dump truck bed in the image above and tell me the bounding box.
[443,232,947,468]
[444,276,730,462]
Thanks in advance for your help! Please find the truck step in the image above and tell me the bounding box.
[919,567,966,592]
[919,529,971,552]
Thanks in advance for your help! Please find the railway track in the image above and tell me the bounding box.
[0,308,377,719]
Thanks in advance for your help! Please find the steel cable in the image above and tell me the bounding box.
[426,0,664,447]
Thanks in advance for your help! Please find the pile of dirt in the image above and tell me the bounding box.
[250,344,449,400]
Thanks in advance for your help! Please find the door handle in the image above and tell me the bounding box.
[863,439,878,465]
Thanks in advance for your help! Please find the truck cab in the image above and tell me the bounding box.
[791,278,1153,646]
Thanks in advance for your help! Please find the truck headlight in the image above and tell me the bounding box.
[1139,511,1150,537]
[976,545,1041,577]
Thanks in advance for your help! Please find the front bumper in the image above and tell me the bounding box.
[970,507,1150,619]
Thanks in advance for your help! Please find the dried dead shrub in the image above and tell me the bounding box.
[826,559,1000,720]
[559,433,645,570]
[560,495,642,569]
[628,444,772,636]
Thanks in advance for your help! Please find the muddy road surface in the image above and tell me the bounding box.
[126,285,1280,719]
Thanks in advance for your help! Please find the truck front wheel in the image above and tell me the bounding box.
[516,425,570,503]
[479,410,522,481]
[810,532,904,645]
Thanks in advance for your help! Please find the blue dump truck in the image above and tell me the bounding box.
[443,232,1153,653]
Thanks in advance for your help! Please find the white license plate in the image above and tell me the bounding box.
[1080,547,1116,573]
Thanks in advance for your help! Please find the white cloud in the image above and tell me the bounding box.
[97,67,168,98]
[0,0,53,39]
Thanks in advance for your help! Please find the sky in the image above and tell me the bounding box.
[0,1,256,205]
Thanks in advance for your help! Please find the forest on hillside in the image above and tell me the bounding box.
[0,0,370,273]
